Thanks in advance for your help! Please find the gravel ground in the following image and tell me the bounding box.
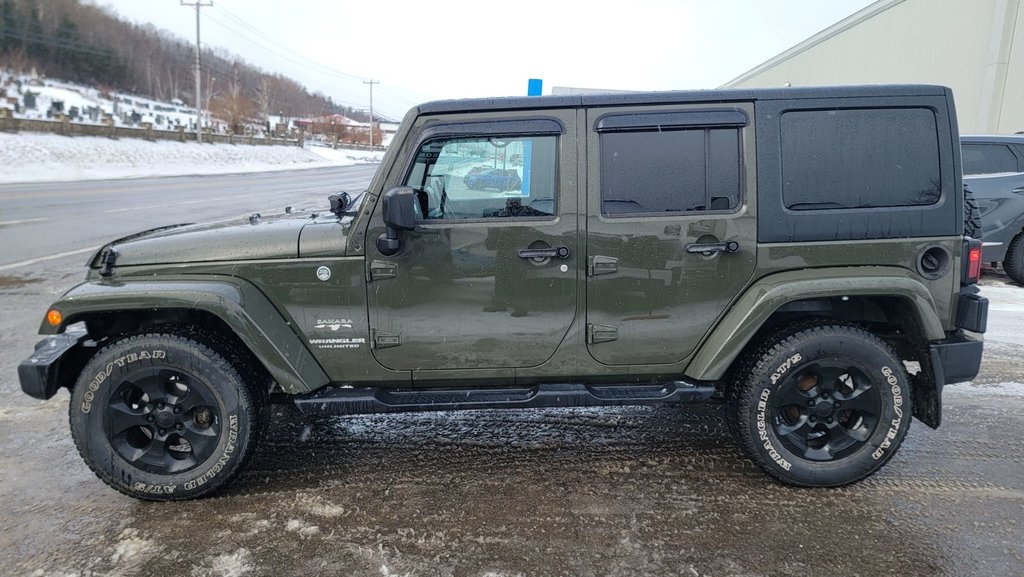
[0,260,1021,577]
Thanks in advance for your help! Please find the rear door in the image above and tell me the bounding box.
[584,103,757,366]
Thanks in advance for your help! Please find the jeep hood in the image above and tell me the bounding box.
[89,213,348,268]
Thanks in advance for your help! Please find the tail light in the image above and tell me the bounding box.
[962,238,982,285]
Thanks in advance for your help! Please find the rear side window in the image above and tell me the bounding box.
[600,128,741,216]
[781,108,941,210]
[962,144,1019,175]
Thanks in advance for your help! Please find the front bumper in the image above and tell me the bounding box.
[17,330,89,400]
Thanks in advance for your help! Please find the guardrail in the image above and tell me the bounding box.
[0,111,302,147]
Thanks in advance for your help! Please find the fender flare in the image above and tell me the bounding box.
[684,266,947,381]
[42,278,329,394]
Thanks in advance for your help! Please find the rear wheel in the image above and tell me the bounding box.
[730,323,911,487]
[69,331,265,500]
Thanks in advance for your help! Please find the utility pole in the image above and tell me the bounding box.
[363,79,379,147]
[181,0,212,143]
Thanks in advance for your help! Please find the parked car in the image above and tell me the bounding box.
[961,134,1024,282]
[19,84,986,500]
[465,168,522,191]
[462,166,489,185]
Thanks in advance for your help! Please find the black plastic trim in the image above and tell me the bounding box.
[956,292,989,333]
[595,109,748,132]
[294,381,715,416]
[930,333,984,386]
[417,118,564,143]
[17,330,88,400]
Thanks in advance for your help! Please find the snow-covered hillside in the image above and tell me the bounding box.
[0,133,382,184]
[1,71,288,134]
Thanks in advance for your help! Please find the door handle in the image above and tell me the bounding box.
[518,246,570,260]
[685,240,740,255]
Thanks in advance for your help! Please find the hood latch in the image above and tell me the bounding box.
[98,248,118,277]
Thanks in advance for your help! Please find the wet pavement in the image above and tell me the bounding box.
[0,260,1020,577]
[0,173,1022,575]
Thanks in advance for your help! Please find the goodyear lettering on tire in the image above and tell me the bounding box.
[81,350,166,414]
[872,366,904,461]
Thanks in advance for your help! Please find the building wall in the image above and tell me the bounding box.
[725,0,1024,134]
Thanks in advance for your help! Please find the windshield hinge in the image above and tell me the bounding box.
[368,260,398,282]
[586,323,618,344]
[587,255,618,276]
[371,329,402,349]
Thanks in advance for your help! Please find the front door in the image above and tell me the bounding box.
[584,104,758,366]
[366,112,578,373]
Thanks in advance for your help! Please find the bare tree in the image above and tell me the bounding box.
[211,67,255,134]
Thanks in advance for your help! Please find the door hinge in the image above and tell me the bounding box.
[587,255,618,276]
[368,260,397,282]
[587,323,618,344]
[371,329,402,349]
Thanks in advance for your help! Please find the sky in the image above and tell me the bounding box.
[91,0,878,120]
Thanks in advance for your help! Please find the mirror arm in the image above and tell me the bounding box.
[377,226,401,256]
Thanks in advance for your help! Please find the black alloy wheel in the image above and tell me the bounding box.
[771,362,882,462]
[729,323,912,487]
[70,330,265,500]
[106,367,221,475]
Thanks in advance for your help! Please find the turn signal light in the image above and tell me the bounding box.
[46,309,62,327]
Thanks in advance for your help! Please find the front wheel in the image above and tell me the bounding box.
[69,331,264,500]
[729,323,911,487]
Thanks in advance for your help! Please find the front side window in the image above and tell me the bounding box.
[404,135,557,221]
[781,108,941,210]
[962,144,1019,175]
[599,128,741,216]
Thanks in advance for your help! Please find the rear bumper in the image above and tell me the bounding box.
[930,332,984,387]
[911,332,984,429]
[17,330,88,400]
[956,293,988,334]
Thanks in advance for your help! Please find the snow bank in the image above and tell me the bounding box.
[0,132,382,184]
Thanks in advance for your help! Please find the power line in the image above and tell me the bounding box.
[1,15,396,119]
[200,10,368,110]
[210,5,420,116]
[207,4,368,82]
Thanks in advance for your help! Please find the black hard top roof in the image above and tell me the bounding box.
[415,84,951,115]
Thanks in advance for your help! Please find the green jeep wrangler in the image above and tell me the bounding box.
[19,85,988,500]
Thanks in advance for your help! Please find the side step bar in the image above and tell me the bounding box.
[292,382,715,416]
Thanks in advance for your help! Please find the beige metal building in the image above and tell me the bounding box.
[724,0,1024,134]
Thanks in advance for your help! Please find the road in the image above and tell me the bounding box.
[0,165,378,270]
[0,169,1022,576]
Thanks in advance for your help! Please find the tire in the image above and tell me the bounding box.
[964,184,982,239]
[69,331,265,500]
[1003,232,1024,285]
[729,323,911,487]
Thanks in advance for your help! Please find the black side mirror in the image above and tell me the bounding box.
[376,187,417,256]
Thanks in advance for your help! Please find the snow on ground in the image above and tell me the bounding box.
[980,284,1024,313]
[0,133,383,183]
